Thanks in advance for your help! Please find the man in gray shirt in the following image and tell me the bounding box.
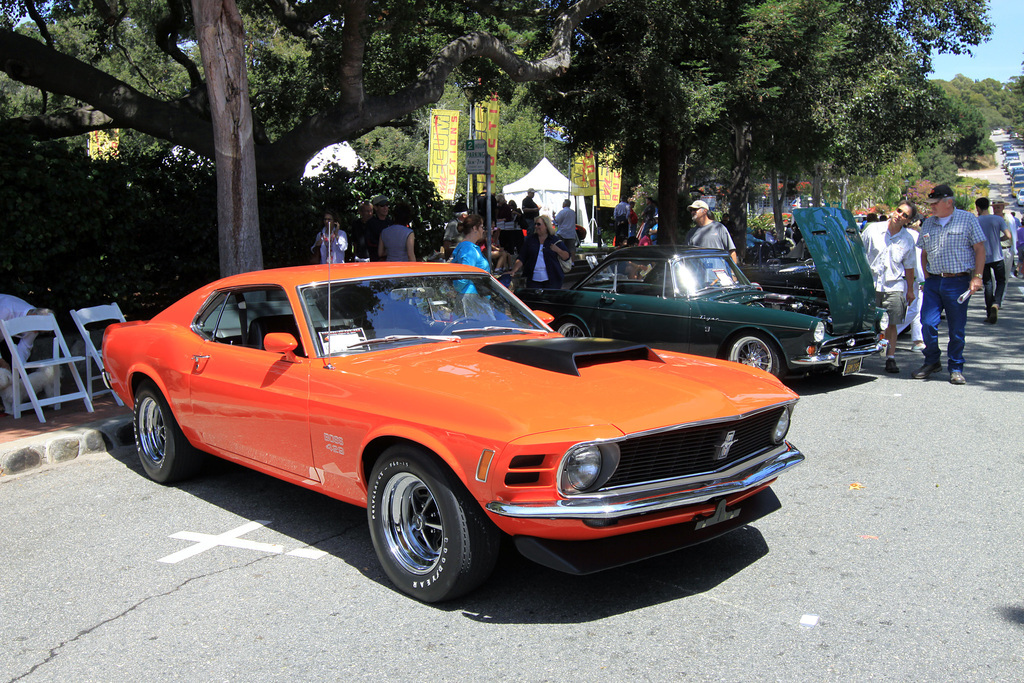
[685,200,737,263]
[975,196,1011,323]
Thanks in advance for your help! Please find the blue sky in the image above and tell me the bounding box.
[929,0,1022,82]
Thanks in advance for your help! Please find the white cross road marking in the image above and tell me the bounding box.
[157,520,325,564]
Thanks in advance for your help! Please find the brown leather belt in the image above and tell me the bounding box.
[940,272,969,277]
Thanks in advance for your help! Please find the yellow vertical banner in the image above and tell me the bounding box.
[474,93,499,187]
[598,164,622,208]
[428,110,460,200]
[571,151,597,196]
[88,129,120,159]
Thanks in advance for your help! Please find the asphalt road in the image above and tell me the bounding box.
[2,284,1023,682]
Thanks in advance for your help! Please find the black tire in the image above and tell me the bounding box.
[133,381,205,484]
[367,445,500,603]
[555,318,588,338]
[725,332,785,379]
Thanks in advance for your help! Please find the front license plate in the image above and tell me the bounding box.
[842,357,863,375]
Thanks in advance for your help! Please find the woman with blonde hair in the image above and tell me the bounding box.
[508,214,569,289]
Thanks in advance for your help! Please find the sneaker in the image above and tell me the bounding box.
[885,357,899,373]
[912,362,942,379]
[949,371,966,385]
[911,341,926,351]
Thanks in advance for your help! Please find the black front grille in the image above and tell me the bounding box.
[820,331,877,353]
[602,407,784,489]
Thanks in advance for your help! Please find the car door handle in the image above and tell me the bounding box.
[191,354,210,369]
[599,296,615,304]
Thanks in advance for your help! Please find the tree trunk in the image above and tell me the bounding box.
[770,168,789,236]
[192,0,263,277]
[811,163,823,208]
[727,120,751,262]
[657,126,680,244]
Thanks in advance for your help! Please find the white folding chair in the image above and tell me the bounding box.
[70,303,126,406]
[0,313,94,422]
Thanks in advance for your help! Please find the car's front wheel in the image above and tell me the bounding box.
[133,381,205,484]
[555,318,588,337]
[725,333,784,378]
[367,445,500,602]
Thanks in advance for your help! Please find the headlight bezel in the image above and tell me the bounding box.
[772,406,792,444]
[558,442,621,494]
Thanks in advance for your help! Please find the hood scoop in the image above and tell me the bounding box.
[479,337,663,376]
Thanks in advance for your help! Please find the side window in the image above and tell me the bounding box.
[195,292,228,340]
[194,288,304,355]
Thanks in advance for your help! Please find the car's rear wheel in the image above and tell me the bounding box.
[133,381,204,484]
[725,333,784,378]
[555,319,588,338]
[367,445,500,603]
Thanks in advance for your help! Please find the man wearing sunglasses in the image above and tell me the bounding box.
[861,201,917,374]
[685,200,737,263]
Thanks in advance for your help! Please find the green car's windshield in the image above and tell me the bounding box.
[673,255,752,295]
[299,274,546,356]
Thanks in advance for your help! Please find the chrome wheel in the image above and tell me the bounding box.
[727,334,780,376]
[557,320,587,337]
[380,472,444,574]
[136,394,167,468]
[132,381,204,484]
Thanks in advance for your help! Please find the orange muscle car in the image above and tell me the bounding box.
[103,263,803,602]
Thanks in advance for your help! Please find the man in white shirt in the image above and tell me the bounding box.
[0,294,50,370]
[861,201,916,374]
[613,197,630,245]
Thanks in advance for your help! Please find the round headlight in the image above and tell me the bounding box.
[879,311,890,330]
[772,407,792,444]
[812,321,825,343]
[563,446,603,491]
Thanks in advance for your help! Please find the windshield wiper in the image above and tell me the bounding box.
[343,334,461,349]
[449,326,544,336]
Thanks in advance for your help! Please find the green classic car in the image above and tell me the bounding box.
[517,209,887,379]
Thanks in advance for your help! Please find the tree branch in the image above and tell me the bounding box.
[262,0,324,44]
[155,0,204,89]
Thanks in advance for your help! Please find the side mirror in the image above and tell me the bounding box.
[264,332,299,361]
[533,310,555,325]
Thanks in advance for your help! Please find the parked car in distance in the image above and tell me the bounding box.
[102,262,804,602]
[517,210,887,380]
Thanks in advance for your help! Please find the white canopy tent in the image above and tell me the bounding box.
[303,142,364,177]
[502,158,593,244]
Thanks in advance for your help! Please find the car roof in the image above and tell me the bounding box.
[203,262,485,290]
[603,245,730,260]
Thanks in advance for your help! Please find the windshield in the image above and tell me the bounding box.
[299,274,547,356]
[673,255,752,295]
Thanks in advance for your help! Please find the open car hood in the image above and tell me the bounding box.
[793,207,876,331]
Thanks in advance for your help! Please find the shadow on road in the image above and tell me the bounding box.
[106,446,772,623]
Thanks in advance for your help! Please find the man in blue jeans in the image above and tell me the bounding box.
[913,184,986,385]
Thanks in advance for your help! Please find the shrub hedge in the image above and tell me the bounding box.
[1,133,450,323]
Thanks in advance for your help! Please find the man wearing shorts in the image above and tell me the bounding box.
[861,200,917,373]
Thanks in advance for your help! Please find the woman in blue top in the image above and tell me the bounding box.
[451,213,489,293]
[450,213,495,319]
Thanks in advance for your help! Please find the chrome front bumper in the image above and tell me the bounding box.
[790,339,887,367]
[485,444,803,521]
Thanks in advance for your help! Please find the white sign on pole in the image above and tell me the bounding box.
[465,139,488,175]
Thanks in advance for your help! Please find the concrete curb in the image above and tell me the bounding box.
[0,415,134,477]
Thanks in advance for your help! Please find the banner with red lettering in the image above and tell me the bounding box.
[473,94,499,187]
[571,151,597,196]
[428,110,460,200]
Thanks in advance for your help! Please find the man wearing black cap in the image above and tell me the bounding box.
[913,184,986,385]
